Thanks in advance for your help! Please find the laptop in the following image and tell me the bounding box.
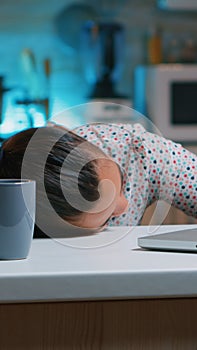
[138,228,197,253]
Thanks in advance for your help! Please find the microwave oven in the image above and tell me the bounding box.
[133,64,197,142]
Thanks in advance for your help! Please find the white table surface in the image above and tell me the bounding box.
[1,225,197,304]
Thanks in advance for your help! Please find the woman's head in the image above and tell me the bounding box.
[0,125,128,235]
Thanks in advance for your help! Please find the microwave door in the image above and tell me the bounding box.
[171,82,197,125]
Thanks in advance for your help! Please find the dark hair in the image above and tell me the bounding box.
[0,126,107,232]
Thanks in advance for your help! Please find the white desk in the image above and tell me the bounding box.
[1,224,197,303]
[0,225,197,349]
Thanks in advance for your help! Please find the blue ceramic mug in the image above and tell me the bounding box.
[0,179,36,260]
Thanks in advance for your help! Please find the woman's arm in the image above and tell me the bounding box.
[141,129,197,218]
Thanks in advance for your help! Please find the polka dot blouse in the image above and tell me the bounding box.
[73,123,197,226]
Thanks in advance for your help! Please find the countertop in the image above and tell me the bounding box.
[1,224,197,304]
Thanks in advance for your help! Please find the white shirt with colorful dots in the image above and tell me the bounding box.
[73,123,197,226]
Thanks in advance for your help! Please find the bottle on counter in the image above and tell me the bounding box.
[166,38,181,63]
[181,38,197,64]
[147,26,163,65]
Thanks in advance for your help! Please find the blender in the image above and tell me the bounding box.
[80,21,131,123]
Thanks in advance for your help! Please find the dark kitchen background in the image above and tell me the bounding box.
[0,0,197,138]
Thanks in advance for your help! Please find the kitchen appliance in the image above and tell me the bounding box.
[80,21,125,99]
[158,0,197,10]
[80,21,132,124]
[133,64,197,142]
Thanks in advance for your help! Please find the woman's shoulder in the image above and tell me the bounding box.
[73,122,145,137]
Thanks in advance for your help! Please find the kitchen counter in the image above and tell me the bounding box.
[1,224,197,349]
[1,224,197,304]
